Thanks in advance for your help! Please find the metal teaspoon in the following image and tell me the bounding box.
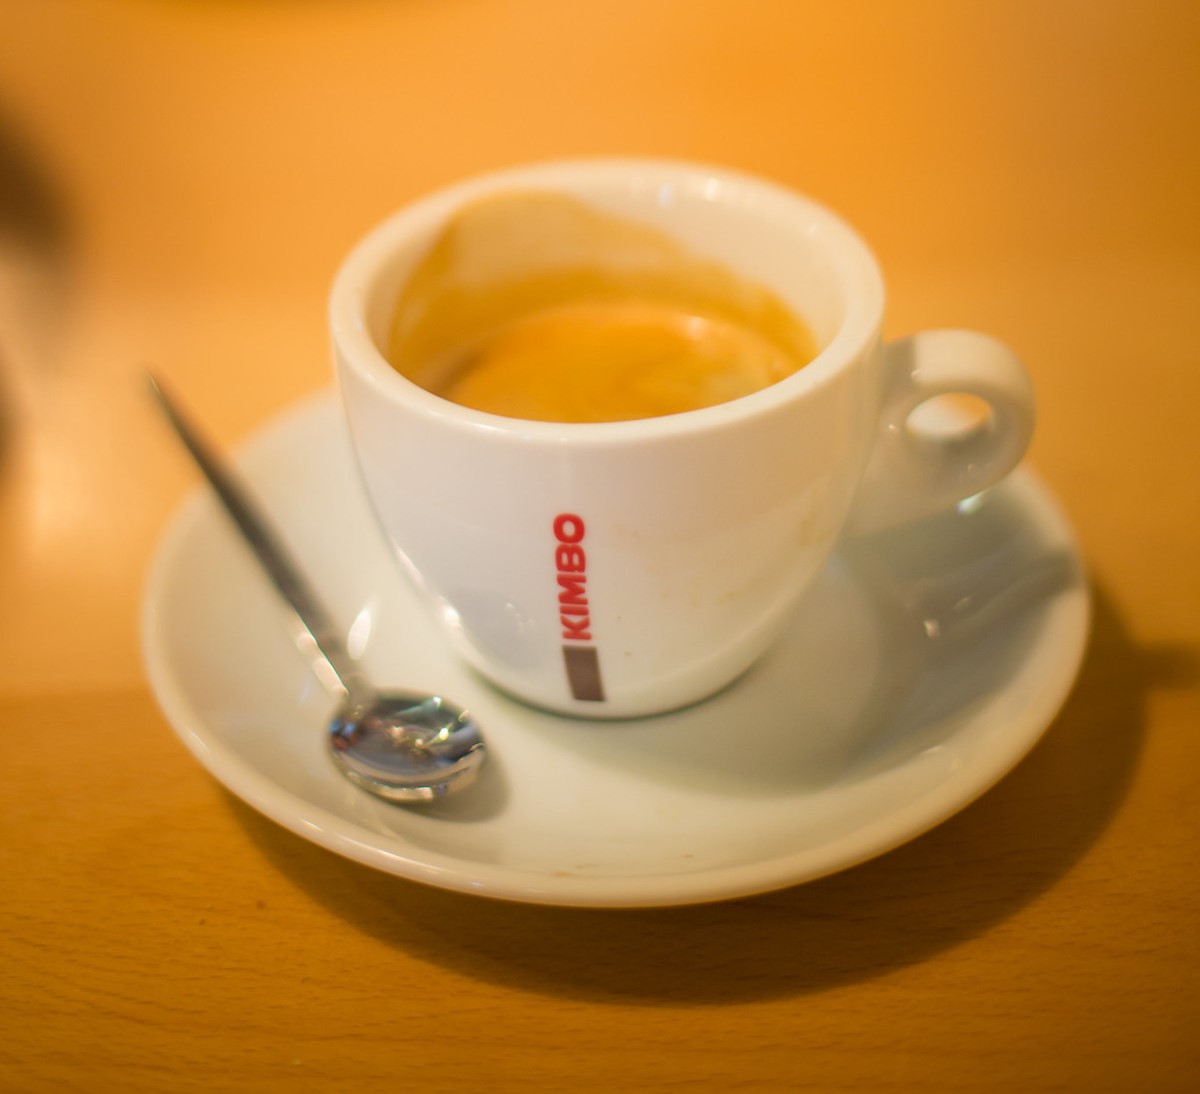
[148,375,486,802]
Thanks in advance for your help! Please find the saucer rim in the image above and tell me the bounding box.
[141,390,1090,908]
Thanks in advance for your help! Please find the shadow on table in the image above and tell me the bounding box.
[229,583,1190,1003]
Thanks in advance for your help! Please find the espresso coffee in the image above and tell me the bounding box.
[387,192,818,423]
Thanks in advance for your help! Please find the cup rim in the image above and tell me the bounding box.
[330,157,885,442]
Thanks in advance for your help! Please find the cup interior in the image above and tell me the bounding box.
[333,160,883,411]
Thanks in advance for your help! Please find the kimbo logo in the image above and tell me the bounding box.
[553,513,605,702]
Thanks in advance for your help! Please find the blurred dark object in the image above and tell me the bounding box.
[0,105,73,470]
[0,105,70,265]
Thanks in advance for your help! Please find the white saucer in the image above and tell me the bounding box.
[142,392,1089,908]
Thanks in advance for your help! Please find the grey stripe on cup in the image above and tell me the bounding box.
[563,645,605,702]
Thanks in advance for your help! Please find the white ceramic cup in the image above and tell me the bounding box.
[332,159,1034,718]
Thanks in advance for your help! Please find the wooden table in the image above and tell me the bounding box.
[2,2,1197,1089]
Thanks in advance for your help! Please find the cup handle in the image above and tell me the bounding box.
[845,329,1035,535]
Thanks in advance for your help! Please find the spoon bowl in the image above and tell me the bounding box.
[329,693,485,801]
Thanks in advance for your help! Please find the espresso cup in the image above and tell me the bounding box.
[332,159,1034,718]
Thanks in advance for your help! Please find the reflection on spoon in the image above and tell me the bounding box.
[147,374,485,802]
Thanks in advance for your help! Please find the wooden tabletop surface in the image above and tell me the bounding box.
[2,2,1197,1090]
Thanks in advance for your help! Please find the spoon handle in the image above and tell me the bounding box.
[147,374,366,699]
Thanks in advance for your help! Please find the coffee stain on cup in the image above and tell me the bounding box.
[387,191,818,423]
